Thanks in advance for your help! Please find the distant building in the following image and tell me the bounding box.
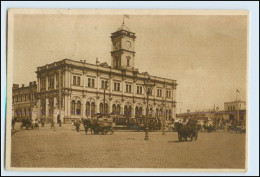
[224,100,246,126]
[12,81,37,121]
[224,100,246,111]
[176,100,247,127]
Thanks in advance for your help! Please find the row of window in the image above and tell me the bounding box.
[40,76,173,98]
[13,93,36,102]
[40,74,63,89]
[228,106,236,111]
[70,100,172,119]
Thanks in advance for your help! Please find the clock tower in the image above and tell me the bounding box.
[110,23,136,70]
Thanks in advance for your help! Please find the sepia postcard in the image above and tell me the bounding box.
[6,9,249,172]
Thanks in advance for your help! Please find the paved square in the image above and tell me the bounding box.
[11,123,246,168]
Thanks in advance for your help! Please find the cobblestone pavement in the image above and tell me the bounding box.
[11,123,246,169]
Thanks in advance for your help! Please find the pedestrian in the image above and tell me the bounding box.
[50,119,55,129]
[75,120,80,132]
[57,114,61,127]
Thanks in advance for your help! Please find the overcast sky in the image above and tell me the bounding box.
[13,14,248,112]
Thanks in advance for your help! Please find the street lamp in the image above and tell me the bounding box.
[143,75,155,141]
[103,81,108,116]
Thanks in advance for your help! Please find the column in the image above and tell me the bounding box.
[109,100,113,114]
[133,81,136,97]
[109,77,112,94]
[68,68,71,89]
[64,95,68,117]
[132,102,135,118]
[68,96,71,118]
[122,79,125,94]
[96,99,100,114]
[97,73,100,92]
[53,97,57,123]
[45,98,49,119]
[54,72,57,90]
[120,105,123,115]
[82,97,86,118]
[37,77,40,92]
[82,71,85,90]
[37,99,41,118]
[46,74,49,91]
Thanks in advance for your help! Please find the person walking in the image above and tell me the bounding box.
[57,114,61,127]
[50,119,55,129]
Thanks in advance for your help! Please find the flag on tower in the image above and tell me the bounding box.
[124,14,130,19]
[236,89,240,93]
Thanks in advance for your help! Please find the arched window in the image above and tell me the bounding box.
[124,105,128,117]
[128,106,132,117]
[71,100,76,115]
[139,107,143,116]
[104,103,108,114]
[116,105,121,115]
[86,102,90,116]
[76,101,81,115]
[135,106,139,117]
[112,104,117,114]
[100,103,104,114]
[91,102,95,117]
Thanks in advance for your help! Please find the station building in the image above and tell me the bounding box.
[33,24,177,123]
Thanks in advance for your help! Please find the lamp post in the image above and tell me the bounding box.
[144,75,155,141]
[103,81,108,116]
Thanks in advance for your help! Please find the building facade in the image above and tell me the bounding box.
[12,81,37,121]
[224,100,246,126]
[34,24,177,123]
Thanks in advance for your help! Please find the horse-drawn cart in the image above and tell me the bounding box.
[83,115,115,135]
[20,118,34,130]
[174,119,200,142]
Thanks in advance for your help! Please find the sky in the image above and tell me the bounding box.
[13,14,248,113]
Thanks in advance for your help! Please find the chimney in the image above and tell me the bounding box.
[34,81,36,85]
[22,84,24,87]
[29,82,32,86]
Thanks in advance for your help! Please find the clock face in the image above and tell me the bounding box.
[126,41,131,49]
[115,41,120,49]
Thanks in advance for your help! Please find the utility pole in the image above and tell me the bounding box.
[162,91,167,135]
[103,81,108,115]
[59,70,62,125]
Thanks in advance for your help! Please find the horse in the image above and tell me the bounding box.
[82,118,96,135]
[174,121,198,142]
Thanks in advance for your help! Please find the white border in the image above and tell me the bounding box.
[1,1,259,176]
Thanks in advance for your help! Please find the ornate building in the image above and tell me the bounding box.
[16,24,178,124]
